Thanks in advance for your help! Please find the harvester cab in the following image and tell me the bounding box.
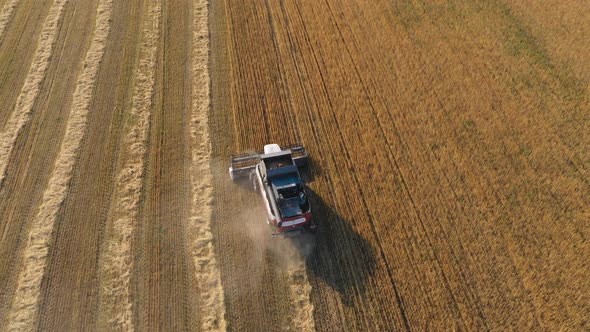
[229,144,315,236]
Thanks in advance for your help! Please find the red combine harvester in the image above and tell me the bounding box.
[229,144,315,236]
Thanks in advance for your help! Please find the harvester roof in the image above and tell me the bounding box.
[266,164,298,180]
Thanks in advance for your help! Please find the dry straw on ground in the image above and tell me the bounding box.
[97,0,160,330]
[0,0,20,42]
[189,1,227,330]
[0,0,67,187]
[288,262,316,332]
[6,0,114,329]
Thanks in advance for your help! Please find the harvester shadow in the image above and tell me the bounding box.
[299,154,321,184]
[288,189,377,307]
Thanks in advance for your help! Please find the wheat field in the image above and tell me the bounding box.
[209,0,589,330]
[0,0,587,330]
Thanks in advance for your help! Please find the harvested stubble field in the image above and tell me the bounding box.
[0,0,587,331]
[0,0,222,330]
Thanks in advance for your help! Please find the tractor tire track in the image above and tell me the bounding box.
[96,0,160,330]
[5,0,113,329]
[0,0,67,187]
[190,0,226,330]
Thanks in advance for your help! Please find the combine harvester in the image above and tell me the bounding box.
[229,144,315,236]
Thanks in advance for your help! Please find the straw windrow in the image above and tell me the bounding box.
[189,1,227,330]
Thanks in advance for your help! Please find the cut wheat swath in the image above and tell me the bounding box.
[190,0,227,330]
[0,0,20,42]
[0,0,67,187]
[97,0,160,330]
[288,261,316,332]
[6,0,114,330]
